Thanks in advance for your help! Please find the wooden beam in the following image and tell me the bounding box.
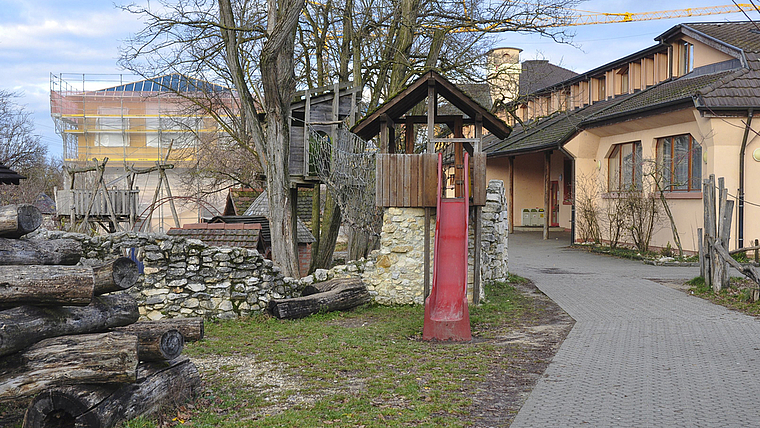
[424,207,431,298]
[473,206,482,305]
[303,89,311,177]
[544,151,551,240]
[508,156,514,233]
[427,80,436,153]
[402,115,475,124]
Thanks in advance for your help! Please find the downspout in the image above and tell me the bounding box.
[739,108,753,249]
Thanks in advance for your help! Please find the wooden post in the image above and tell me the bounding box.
[473,206,482,305]
[755,239,759,264]
[427,80,436,154]
[508,156,514,233]
[698,228,705,278]
[303,89,311,176]
[703,176,715,288]
[424,207,431,298]
[543,151,551,240]
[158,165,180,228]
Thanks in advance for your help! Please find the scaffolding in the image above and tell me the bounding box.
[50,73,235,232]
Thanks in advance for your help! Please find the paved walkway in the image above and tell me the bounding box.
[508,231,760,427]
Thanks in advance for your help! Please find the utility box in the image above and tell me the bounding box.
[538,208,545,225]
[530,209,539,226]
[522,209,531,226]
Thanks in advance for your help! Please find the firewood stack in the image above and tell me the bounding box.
[0,204,204,428]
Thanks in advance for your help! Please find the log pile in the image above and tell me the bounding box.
[0,204,203,428]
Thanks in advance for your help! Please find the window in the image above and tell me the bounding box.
[617,66,629,94]
[96,107,128,147]
[608,141,642,192]
[598,77,606,100]
[678,41,694,75]
[657,134,701,191]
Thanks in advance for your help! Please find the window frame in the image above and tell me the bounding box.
[607,141,642,192]
[656,134,701,192]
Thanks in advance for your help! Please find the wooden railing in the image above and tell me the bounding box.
[56,189,139,218]
[375,153,486,208]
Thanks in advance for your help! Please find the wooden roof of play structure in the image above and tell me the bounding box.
[352,70,510,142]
[351,70,509,208]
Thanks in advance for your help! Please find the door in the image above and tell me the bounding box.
[550,181,559,227]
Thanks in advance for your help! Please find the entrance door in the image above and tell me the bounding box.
[550,181,559,227]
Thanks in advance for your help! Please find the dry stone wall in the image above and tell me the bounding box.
[29,230,301,320]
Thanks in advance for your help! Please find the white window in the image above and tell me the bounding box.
[96,107,128,147]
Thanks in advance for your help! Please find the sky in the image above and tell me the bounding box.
[0,0,757,160]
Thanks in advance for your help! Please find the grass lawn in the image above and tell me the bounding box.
[687,276,760,316]
[116,276,545,428]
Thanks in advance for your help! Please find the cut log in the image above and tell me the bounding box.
[92,257,139,295]
[22,358,201,428]
[0,332,138,401]
[0,238,82,265]
[112,324,184,361]
[269,279,371,319]
[0,205,42,239]
[0,265,94,306]
[301,277,363,296]
[0,293,139,357]
[121,318,205,342]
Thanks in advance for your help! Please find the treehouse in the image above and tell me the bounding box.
[351,70,510,305]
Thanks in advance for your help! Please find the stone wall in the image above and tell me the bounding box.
[31,230,301,320]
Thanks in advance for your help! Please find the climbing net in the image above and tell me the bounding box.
[308,125,383,236]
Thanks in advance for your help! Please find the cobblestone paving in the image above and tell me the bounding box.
[508,231,760,427]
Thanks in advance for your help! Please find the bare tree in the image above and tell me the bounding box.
[0,90,63,206]
[121,0,304,277]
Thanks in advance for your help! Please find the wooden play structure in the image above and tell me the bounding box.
[352,70,510,340]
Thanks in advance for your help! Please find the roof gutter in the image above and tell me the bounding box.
[739,108,754,249]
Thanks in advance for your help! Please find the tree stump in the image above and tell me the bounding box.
[0,205,42,239]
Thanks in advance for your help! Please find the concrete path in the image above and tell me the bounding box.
[508,231,760,427]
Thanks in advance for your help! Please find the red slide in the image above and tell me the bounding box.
[422,152,472,341]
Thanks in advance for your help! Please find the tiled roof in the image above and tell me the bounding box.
[684,22,760,53]
[585,69,736,123]
[696,54,760,109]
[485,95,630,155]
[519,60,578,96]
[0,162,24,184]
[243,192,316,243]
[167,223,262,250]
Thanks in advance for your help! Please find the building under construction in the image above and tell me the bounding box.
[50,73,236,232]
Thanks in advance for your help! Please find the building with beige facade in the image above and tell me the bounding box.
[485,21,760,253]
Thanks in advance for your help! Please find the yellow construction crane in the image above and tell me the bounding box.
[470,4,759,32]
[571,4,758,26]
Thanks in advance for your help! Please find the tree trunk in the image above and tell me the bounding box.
[0,332,138,401]
[310,190,341,271]
[347,226,378,261]
[0,238,81,265]
[22,357,200,428]
[92,257,140,295]
[268,279,370,319]
[301,277,362,295]
[119,318,205,343]
[112,325,184,361]
[0,294,139,357]
[218,0,305,279]
[0,265,95,306]
[0,205,42,239]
